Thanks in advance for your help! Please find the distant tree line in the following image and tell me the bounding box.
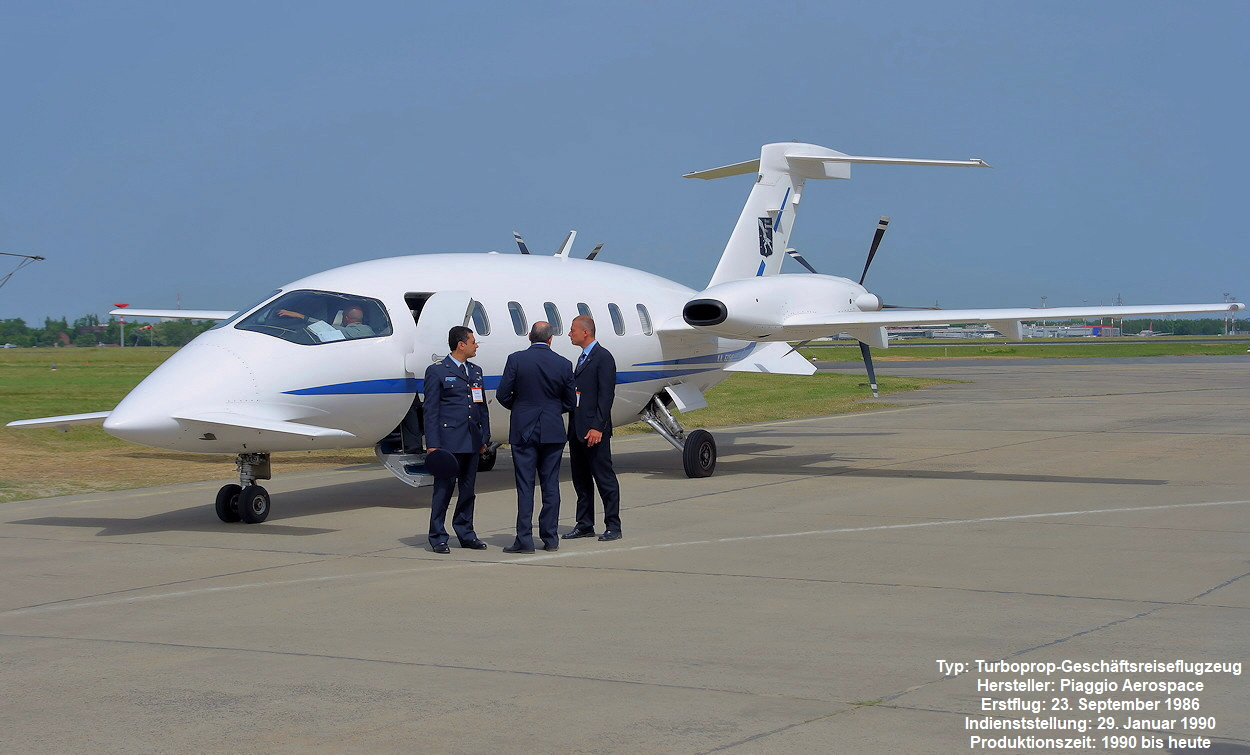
[1117,318,1241,335]
[1072,318,1241,336]
[0,315,216,348]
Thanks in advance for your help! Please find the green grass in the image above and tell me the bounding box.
[617,371,945,434]
[0,347,176,452]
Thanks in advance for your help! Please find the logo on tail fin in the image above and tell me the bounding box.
[757,217,773,258]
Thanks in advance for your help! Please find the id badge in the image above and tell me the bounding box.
[575,390,581,407]
[471,386,485,403]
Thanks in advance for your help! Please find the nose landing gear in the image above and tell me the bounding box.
[215,453,272,523]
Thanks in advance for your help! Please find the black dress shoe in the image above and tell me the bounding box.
[597,530,622,541]
[561,527,596,540]
[502,544,535,554]
[542,543,559,551]
[432,542,451,554]
[460,540,488,550]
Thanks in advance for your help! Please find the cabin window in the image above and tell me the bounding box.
[508,301,527,336]
[607,302,625,336]
[577,303,592,318]
[544,302,563,335]
[234,290,392,345]
[470,300,490,336]
[637,304,653,336]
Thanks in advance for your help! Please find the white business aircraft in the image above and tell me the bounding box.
[10,142,1243,524]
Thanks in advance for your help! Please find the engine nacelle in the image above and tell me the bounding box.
[681,274,870,340]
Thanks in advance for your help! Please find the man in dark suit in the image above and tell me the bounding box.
[422,326,491,554]
[496,321,576,553]
[564,315,622,542]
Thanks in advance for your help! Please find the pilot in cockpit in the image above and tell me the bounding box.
[276,303,375,339]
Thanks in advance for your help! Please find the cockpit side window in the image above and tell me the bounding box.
[210,290,281,330]
[234,290,393,345]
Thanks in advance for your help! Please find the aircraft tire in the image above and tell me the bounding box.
[215,487,241,522]
[215,484,242,523]
[682,429,717,478]
[238,485,271,524]
[478,446,498,472]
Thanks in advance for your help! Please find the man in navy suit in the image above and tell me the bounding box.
[564,315,622,542]
[422,326,491,554]
[496,321,576,553]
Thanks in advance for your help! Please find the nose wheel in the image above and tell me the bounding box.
[216,453,273,523]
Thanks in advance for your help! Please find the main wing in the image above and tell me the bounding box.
[666,294,1245,348]
[781,303,1246,345]
[110,308,236,320]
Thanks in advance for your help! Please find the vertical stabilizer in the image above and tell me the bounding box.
[689,143,850,287]
[686,143,989,288]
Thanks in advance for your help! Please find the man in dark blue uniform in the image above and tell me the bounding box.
[564,315,622,542]
[496,321,576,553]
[422,326,491,554]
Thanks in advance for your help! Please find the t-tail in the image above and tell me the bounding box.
[686,142,988,287]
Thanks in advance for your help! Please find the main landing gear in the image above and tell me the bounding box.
[215,453,273,524]
[640,395,717,478]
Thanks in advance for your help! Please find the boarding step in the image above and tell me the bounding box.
[373,443,435,488]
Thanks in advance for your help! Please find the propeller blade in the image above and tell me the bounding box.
[858,216,890,286]
[513,232,531,255]
[882,303,942,310]
[555,230,576,257]
[858,341,879,398]
[783,338,815,358]
[586,243,604,261]
[785,248,819,274]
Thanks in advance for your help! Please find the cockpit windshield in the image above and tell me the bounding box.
[234,290,393,345]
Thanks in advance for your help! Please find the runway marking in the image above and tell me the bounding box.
[4,498,1247,617]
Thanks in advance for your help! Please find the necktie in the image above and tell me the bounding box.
[461,363,469,378]
[577,352,587,370]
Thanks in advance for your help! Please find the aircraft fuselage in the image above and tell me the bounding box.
[101,253,753,454]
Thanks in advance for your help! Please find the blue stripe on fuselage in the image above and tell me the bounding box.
[633,342,757,366]
[282,360,731,396]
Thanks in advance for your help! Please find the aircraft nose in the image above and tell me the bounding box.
[103,342,257,449]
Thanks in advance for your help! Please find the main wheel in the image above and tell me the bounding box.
[682,429,717,478]
[238,485,271,523]
[215,484,242,523]
[478,445,498,472]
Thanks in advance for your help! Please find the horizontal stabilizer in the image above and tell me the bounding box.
[684,159,761,180]
[7,411,111,431]
[110,308,236,320]
[684,153,989,181]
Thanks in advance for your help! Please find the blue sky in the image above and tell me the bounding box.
[2,0,1246,324]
